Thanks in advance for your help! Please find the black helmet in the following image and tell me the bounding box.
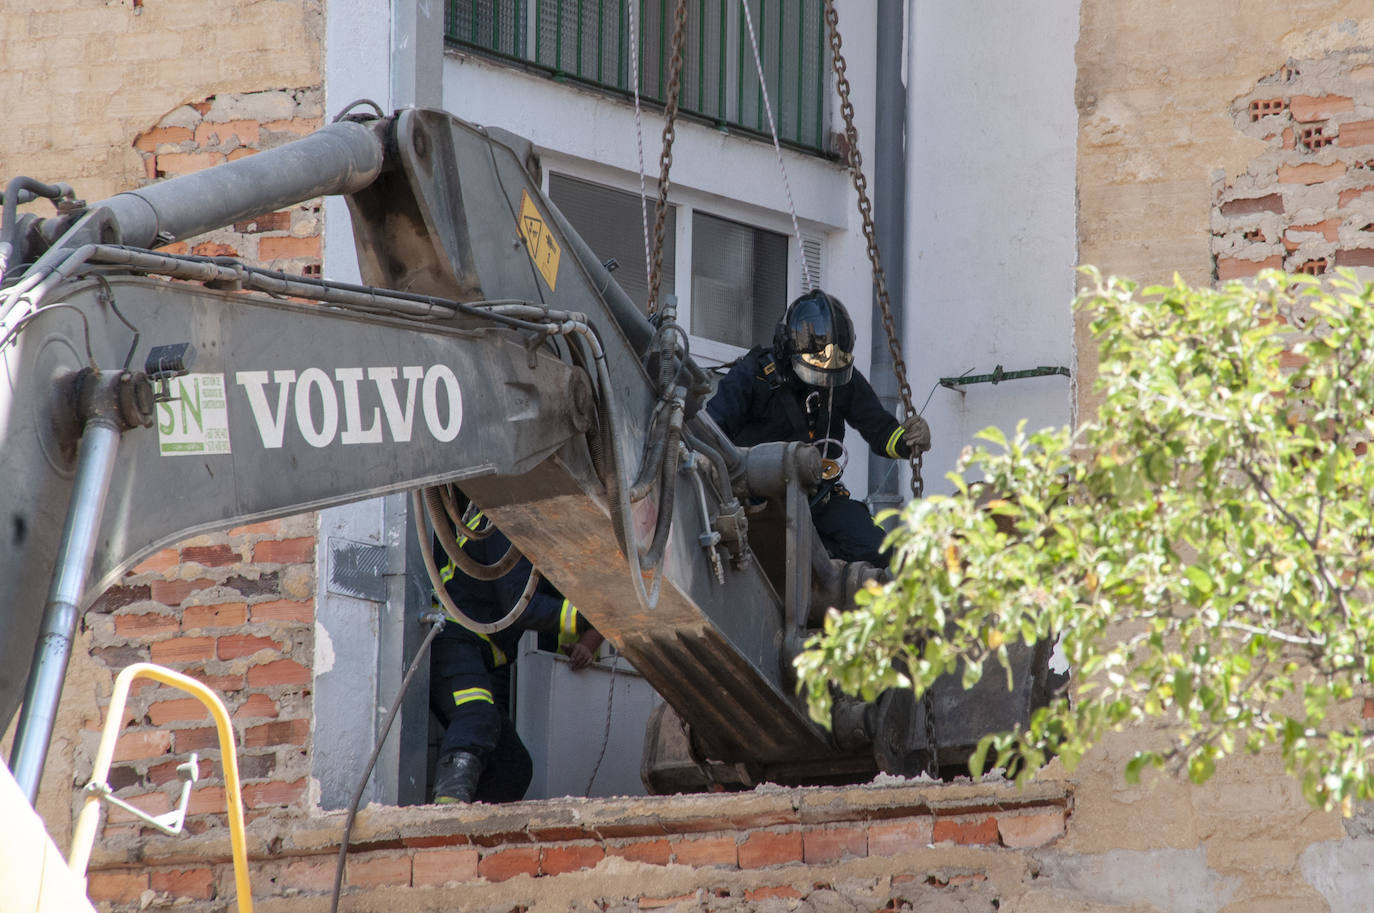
[773,289,855,388]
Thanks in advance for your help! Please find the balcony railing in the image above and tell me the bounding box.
[446,0,831,154]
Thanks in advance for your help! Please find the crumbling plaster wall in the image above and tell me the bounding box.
[0,0,323,204]
[1065,5,1374,911]
[1074,2,1374,415]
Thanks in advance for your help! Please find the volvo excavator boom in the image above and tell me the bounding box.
[0,107,1051,804]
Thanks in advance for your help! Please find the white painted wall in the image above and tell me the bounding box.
[904,1,1079,495]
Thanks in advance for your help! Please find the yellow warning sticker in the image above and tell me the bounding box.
[517,189,561,292]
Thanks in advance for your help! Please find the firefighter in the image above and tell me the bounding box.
[429,516,604,804]
[706,289,931,565]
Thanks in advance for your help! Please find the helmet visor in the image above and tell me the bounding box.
[797,343,853,372]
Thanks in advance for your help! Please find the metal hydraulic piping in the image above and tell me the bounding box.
[868,0,909,516]
[9,418,122,801]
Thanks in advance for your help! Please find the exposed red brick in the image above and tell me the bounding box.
[263,117,320,135]
[671,835,738,867]
[194,119,261,148]
[1278,349,1309,370]
[186,785,228,816]
[932,816,999,846]
[253,536,315,565]
[233,211,292,233]
[1364,696,1374,719]
[1283,126,1295,150]
[228,519,283,537]
[149,867,215,899]
[150,577,215,607]
[86,870,149,903]
[181,602,249,629]
[1340,120,1374,147]
[1289,94,1354,123]
[258,236,321,262]
[91,584,152,614]
[529,826,598,842]
[997,809,1067,848]
[803,825,867,864]
[609,839,671,866]
[1339,185,1374,207]
[148,697,214,726]
[147,757,213,786]
[175,727,222,753]
[478,847,540,882]
[1248,97,1285,121]
[157,241,190,254]
[1334,248,1374,268]
[106,790,172,824]
[745,886,803,901]
[403,834,473,848]
[271,857,337,892]
[232,692,280,721]
[189,242,239,258]
[738,830,802,869]
[150,635,216,665]
[114,612,180,637]
[218,633,282,660]
[1216,255,1283,280]
[155,151,225,175]
[243,778,306,809]
[346,852,412,888]
[413,847,480,885]
[1278,162,1347,184]
[1218,193,1283,216]
[868,818,934,856]
[112,729,172,762]
[243,718,309,747]
[184,668,246,694]
[250,598,313,625]
[1287,217,1340,242]
[640,893,699,908]
[227,147,259,162]
[132,549,181,575]
[541,844,606,875]
[247,659,312,687]
[181,545,238,567]
[133,126,194,151]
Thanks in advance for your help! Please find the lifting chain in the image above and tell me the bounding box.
[824,0,937,779]
[646,0,691,316]
[823,0,924,502]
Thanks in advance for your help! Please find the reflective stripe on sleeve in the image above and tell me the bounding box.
[559,599,578,637]
[452,687,494,707]
[884,426,905,458]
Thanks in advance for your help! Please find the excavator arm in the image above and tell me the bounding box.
[0,108,1051,801]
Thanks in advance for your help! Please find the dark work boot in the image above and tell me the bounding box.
[433,750,483,804]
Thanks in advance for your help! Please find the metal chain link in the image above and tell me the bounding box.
[823,0,923,501]
[646,0,691,316]
[824,0,936,779]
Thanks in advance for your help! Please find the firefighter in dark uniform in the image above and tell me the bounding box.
[706,289,931,565]
[429,515,603,804]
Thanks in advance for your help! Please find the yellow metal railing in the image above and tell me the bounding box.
[67,663,253,913]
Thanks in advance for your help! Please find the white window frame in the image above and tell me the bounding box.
[539,153,826,369]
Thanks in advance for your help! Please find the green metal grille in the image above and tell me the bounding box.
[446,0,830,154]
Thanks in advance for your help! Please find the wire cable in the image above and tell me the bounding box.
[329,613,445,913]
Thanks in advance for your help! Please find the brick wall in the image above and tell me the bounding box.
[58,85,329,842]
[82,516,318,840]
[83,781,1070,912]
[1212,51,1374,280]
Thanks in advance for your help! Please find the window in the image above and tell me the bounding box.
[447,0,832,154]
[690,211,787,348]
[548,172,675,313]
